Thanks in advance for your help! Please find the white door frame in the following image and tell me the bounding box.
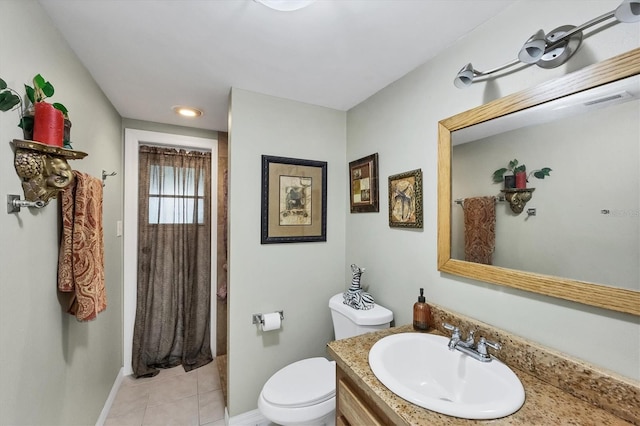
[123,128,218,376]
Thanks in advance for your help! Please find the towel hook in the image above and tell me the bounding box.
[101,170,117,187]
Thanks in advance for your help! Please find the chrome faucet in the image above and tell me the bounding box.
[443,323,501,362]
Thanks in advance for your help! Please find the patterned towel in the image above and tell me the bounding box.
[462,196,496,265]
[58,171,106,321]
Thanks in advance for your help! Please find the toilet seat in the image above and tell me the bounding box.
[262,357,336,408]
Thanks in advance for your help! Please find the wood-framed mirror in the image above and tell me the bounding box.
[438,48,640,316]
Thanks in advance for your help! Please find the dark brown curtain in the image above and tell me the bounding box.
[132,145,213,378]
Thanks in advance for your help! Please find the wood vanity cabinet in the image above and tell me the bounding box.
[335,365,394,426]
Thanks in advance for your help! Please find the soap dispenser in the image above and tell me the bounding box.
[413,288,432,331]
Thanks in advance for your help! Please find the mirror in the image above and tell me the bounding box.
[438,48,640,316]
[452,74,639,289]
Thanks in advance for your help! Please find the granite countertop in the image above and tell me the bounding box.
[327,324,632,425]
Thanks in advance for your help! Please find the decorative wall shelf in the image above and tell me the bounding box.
[500,188,535,214]
[10,139,87,206]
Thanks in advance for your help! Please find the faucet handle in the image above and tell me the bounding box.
[442,322,460,336]
[477,337,502,355]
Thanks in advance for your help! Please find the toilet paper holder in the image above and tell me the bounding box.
[252,311,284,325]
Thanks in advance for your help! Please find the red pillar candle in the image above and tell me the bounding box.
[33,102,64,147]
[515,171,527,189]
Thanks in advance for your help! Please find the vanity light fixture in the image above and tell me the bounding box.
[454,0,640,88]
[172,105,203,118]
[254,0,315,12]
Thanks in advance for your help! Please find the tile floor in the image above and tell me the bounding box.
[105,359,226,426]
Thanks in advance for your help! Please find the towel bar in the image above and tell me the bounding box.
[455,195,505,206]
[7,194,46,213]
[102,170,117,187]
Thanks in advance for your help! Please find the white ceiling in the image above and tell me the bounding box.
[38,0,514,132]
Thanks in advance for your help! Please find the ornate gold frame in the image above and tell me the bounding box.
[388,168,423,228]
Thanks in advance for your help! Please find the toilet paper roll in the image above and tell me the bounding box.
[261,313,281,331]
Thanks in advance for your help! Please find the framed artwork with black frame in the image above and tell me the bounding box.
[388,168,423,228]
[349,153,379,213]
[261,155,327,244]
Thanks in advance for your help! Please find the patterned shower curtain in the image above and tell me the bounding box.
[132,145,213,378]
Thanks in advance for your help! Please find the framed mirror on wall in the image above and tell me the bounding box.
[438,48,640,316]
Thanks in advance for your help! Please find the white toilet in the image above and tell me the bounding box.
[257,293,393,426]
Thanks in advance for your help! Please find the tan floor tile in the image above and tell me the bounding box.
[108,382,151,418]
[108,361,224,426]
[156,365,188,379]
[197,361,221,394]
[198,390,225,424]
[147,372,198,407]
[200,420,226,426]
[142,395,199,426]
[104,408,145,426]
[123,365,187,387]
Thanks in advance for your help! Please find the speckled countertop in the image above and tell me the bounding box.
[327,313,638,426]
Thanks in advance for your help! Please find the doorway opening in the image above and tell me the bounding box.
[123,129,218,376]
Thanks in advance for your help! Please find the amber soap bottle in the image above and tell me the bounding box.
[413,288,432,331]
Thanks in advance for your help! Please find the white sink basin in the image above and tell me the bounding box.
[368,332,525,420]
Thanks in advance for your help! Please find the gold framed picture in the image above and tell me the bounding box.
[261,155,327,244]
[349,153,379,213]
[388,168,423,228]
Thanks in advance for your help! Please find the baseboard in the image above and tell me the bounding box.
[226,407,269,426]
[95,367,124,426]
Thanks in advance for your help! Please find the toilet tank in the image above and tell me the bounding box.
[328,293,393,340]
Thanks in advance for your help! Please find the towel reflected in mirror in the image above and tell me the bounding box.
[462,196,496,265]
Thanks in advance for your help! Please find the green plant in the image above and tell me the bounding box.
[0,78,21,112]
[25,74,68,118]
[1,74,70,140]
[492,159,551,183]
[1,77,29,137]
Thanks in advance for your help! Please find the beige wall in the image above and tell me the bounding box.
[0,1,124,425]
[227,88,347,415]
[346,0,640,380]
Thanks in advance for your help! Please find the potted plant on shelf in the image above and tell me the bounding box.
[25,74,70,148]
[492,159,551,189]
[0,74,71,148]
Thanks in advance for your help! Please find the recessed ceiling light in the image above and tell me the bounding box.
[254,0,315,12]
[172,105,203,118]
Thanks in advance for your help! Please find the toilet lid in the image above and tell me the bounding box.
[262,357,336,408]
